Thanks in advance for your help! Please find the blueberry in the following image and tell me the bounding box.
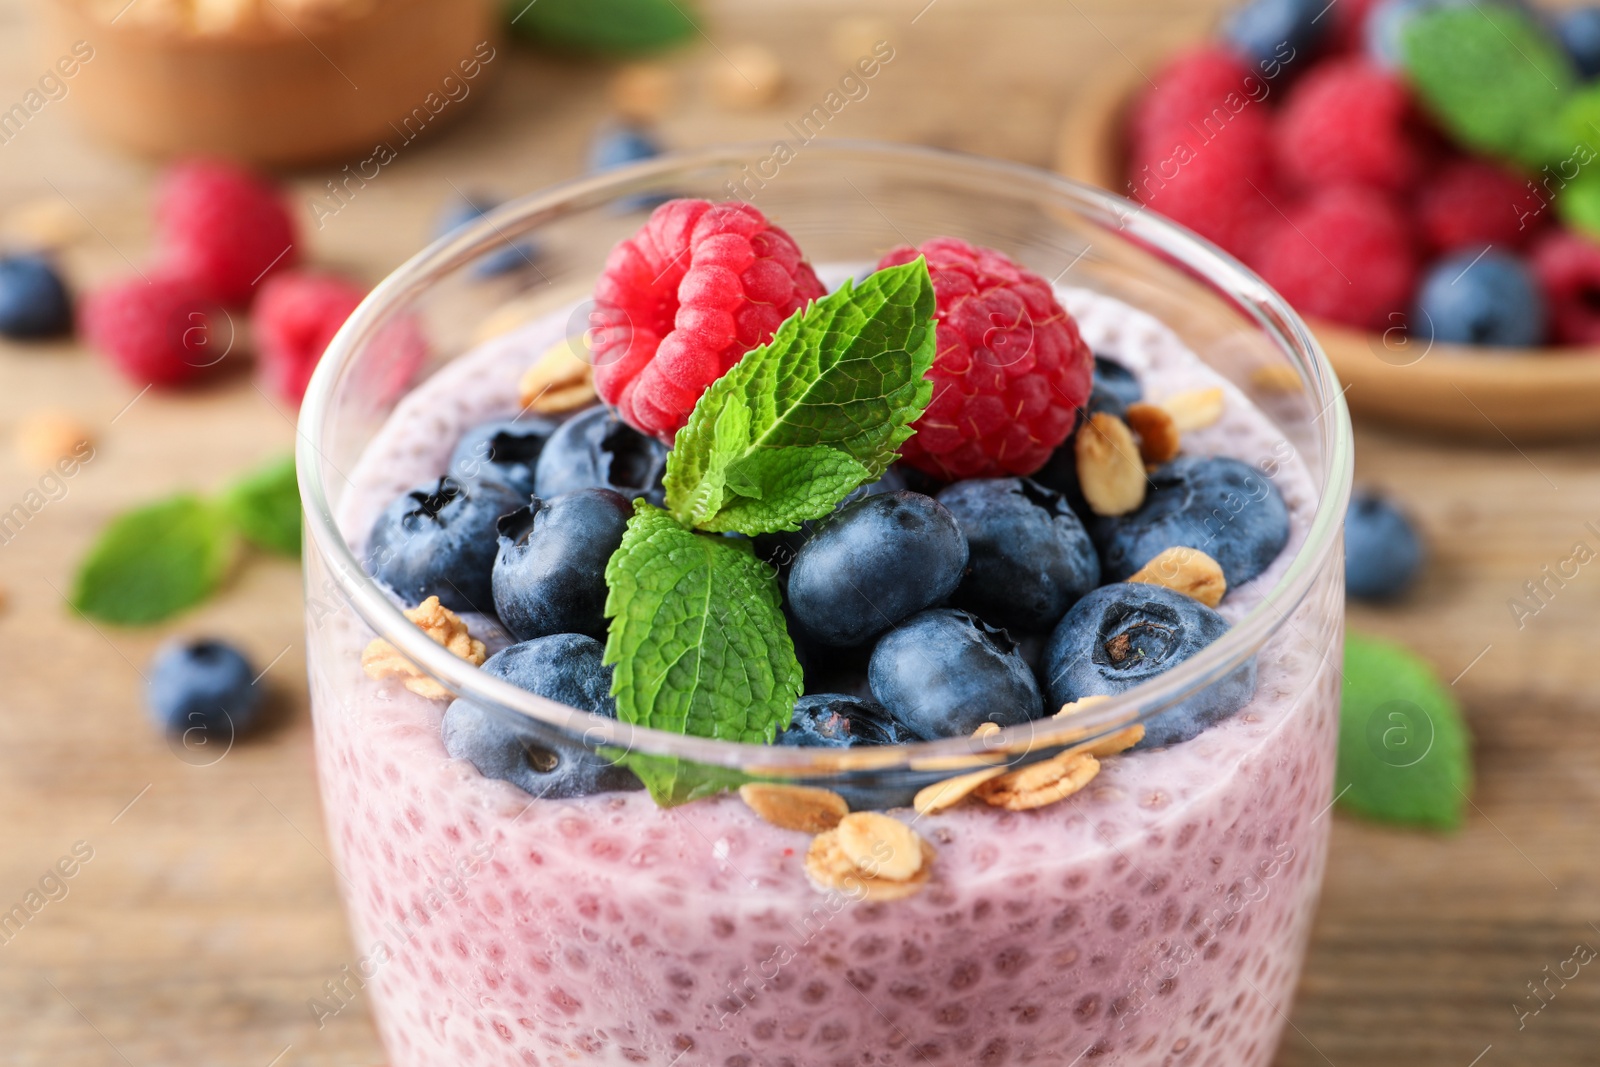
[869,608,1044,739]
[0,254,72,339]
[1557,7,1600,77]
[1413,248,1546,347]
[442,635,641,799]
[1041,583,1256,748]
[492,489,631,641]
[448,416,561,497]
[434,194,538,277]
[145,639,262,737]
[1088,354,1142,418]
[1344,488,1425,600]
[754,465,913,573]
[1029,434,1090,518]
[1093,456,1289,590]
[1222,0,1328,67]
[777,694,909,748]
[588,123,662,171]
[935,478,1100,632]
[368,476,526,612]
[533,406,668,506]
[787,491,968,647]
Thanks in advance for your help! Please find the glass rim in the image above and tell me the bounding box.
[296,139,1353,775]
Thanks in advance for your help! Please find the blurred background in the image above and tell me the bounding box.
[2,0,1599,1065]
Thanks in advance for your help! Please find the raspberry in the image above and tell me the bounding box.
[80,274,228,387]
[154,159,298,306]
[876,238,1092,481]
[1329,0,1385,53]
[590,199,825,440]
[1273,58,1422,193]
[1249,185,1418,331]
[252,271,367,403]
[1416,157,1544,254]
[1128,107,1277,257]
[1128,46,1257,155]
[1530,228,1600,345]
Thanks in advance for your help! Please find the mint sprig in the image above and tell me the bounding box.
[663,258,937,534]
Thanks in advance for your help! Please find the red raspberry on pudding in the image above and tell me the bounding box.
[877,237,1092,481]
[589,199,826,441]
[155,158,299,306]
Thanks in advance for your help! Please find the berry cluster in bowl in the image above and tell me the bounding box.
[1127,0,1600,348]
[358,199,1290,820]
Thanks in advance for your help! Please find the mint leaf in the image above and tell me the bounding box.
[663,258,937,535]
[1335,631,1473,830]
[507,0,696,54]
[603,501,802,805]
[604,750,753,808]
[221,454,300,556]
[71,495,234,625]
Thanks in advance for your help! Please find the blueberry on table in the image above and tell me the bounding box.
[1088,354,1142,418]
[145,639,263,737]
[433,194,539,277]
[588,123,663,171]
[448,416,562,499]
[777,693,909,748]
[441,634,642,800]
[1344,488,1425,601]
[533,406,668,506]
[1094,455,1289,590]
[367,476,525,614]
[787,491,969,648]
[1041,583,1256,748]
[1412,248,1546,347]
[936,477,1100,632]
[869,608,1044,739]
[492,488,631,641]
[0,254,72,339]
[1222,0,1328,66]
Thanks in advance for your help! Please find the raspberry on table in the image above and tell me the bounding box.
[589,199,826,440]
[252,271,367,404]
[876,238,1092,481]
[80,274,228,387]
[1417,157,1544,253]
[154,158,299,307]
[1248,185,1418,331]
[1272,57,1423,193]
[1530,227,1600,345]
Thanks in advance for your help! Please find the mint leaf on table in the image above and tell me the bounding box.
[506,0,696,54]
[663,257,937,534]
[71,495,234,625]
[603,501,802,805]
[1335,631,1473,830]
[1400,5,1575,168]
[220,454,300,556]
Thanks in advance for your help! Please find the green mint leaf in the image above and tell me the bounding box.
[506,0,696,54]
[603,501,802,805]
[604,750,753,808]
[221,454,301,556]
[1400,5,1575,168]
[1335,631,1473,830]
[663,258,937,535]
[71,495,234,625]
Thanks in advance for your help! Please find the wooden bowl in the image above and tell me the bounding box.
[1056,50,1600,443]
[40,0,502,167]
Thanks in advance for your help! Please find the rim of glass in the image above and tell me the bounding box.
[297,140,1353,775]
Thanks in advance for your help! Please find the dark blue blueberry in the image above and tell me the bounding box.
[492,488,631,641]
[1558,6,1600,77]
[1041,583,1256,748]
[1344,488,1425,600]
[1222,0,1327,66]
[936,477,1100,632]
[777,694,909,748]
[1093,456,1289,590]
[0,254,72,339]
[754,465,913,573]
[441,635,641,799]
[434,194,539,277]
[1029,432,1089,518]
[145,639,262,737]
[1413,248,1546,347]
[448,416,562,497]
[368,476,525,613]
[588,123,663,171]
[787,491,968,647]
[869,608,1044,739]
[1088,355,1142,418]
[533,406,668,506]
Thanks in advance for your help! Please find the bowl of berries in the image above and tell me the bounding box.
[1057,0,1600,441]
[296,142,1351,1066]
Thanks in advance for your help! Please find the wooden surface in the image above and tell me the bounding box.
[2,2,1598,1065]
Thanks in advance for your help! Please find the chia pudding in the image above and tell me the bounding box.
[305,262,1341,1066]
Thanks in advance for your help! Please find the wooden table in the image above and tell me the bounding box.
[2,2,1597,1064]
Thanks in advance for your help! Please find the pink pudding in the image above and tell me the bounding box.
[303,283,1343,1067]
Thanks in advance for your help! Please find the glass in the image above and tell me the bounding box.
[299,142,1352,1066]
